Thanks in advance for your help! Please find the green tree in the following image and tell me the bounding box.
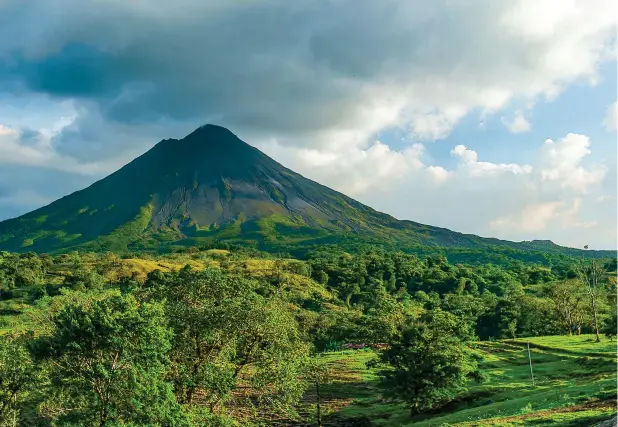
[602,311,617,339]
[377,309,483,414]
[578,259,610,342]
[313,269,329,285]
[546,280,588,335]
[0,252,46,291]
[32,292,181,426]
[358,288,408,343]
[63,263,105,291]
[143,268,310,413]
[0,333,38,427]
[338,281,361,307]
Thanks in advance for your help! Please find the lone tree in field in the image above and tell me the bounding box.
[377,309,484,414]
[578,257,609,342]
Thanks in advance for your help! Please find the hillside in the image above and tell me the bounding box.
[299,336,616,427]
[0,125,612,256]
[0,247,615,426]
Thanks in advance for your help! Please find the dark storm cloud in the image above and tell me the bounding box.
[2,0,366,131]
[0,0,514,154]
[14,44,121,98]
[0,0,615,161]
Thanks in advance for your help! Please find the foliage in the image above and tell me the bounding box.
[577,259,612,342]
[0,252,46,291]
[321,335,615,427]
[0,245,614,426]
[602,311,617,339]
[31,292,182,426]
[376,309,484,413]
[141,267,311,413]
[545,279,589,335]
[0,333,38,426]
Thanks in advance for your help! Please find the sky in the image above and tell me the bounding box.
[0,0,616,249]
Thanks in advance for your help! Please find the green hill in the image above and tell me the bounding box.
[0,125,613,257]
[302,336,616,427]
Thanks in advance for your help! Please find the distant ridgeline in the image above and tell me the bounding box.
[0,125,614,261]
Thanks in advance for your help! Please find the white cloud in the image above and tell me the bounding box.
[490,198,600,236]
[0,123,130,176]
[259,131,614,248]
[0,125,17,136]
[450,145,533,176]
[540,133,607,193]
[490,201,565,233]
[0,0,615,162]
[450,145,479,164]
[426,166,450,184]
[501,109,532,133]
[258,139,428,195]
[409,107,468,141]
[604,101,617,131]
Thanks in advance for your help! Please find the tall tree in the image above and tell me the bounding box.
[0,334,37,427]
[578,259,609,342]
[32,292,181,426]
[377,309,484,414]
[546,280,587,335]
[143,268,310,413]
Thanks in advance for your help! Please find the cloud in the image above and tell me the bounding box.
[490,201,565,233]
[501,109,531,133]
[410,107,467,141]
[258,139,428,195]
[260,131,613,248]
[489,198,599,233]
[426,166,450,184]
[604,101,617,131]
[0,0,615,161]
[540,133,607,193]
[0,123,131,175]
[0,0,616,248]
[450,145,533,176]
[0,125,16,136]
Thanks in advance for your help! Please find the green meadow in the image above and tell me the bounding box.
[295,335,616,427]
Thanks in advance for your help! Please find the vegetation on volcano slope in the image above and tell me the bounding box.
[0,246,615,426]
[0,126,614,261]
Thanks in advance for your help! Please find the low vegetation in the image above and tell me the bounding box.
[308,335,615,426]
[0,246,615,426]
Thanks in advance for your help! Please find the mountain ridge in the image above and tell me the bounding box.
[0,125,612,257]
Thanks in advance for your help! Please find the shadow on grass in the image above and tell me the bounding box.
[526,413,613,427]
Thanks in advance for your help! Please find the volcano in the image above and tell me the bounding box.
[0,125,606,256]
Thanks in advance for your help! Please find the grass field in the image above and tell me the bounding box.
[294,335,616,427]
[1,255,615,426]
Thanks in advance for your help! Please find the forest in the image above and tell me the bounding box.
[0,246,616,426]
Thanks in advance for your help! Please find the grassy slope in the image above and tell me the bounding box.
[0,253,336,335]
[301,335,616,427]
[1,252,615,426]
